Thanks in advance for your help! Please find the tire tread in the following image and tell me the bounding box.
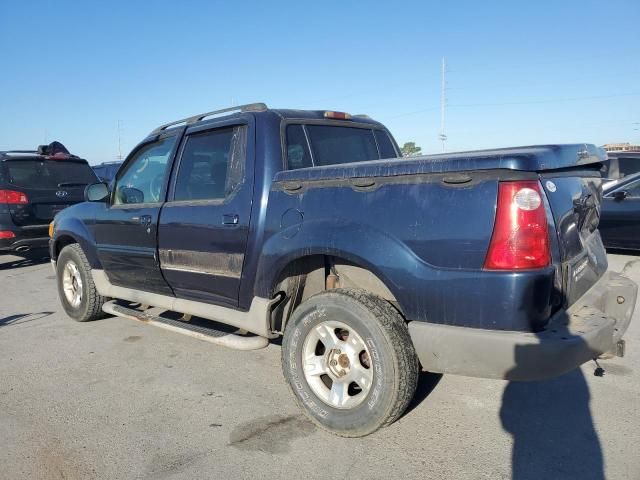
[282,288,419,437]
[333,289,419,430]
[58,244,107,322]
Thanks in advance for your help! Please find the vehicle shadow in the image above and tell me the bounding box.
[404,371,442,415]
[0,312,54,327]
[500,316,604,480]
[0,250,50,271]
[606,247,639,257]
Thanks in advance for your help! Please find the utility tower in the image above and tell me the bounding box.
[117,120,123,160]
[439,57,447,152]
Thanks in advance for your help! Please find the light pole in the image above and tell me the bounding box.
[439,57,447,152]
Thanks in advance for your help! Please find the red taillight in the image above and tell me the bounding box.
[0,231,16,239]
[484,180,550,270]
[0,189,29,204]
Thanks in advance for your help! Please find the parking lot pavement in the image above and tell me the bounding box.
[0,252,639,480]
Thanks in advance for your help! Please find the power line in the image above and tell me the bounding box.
[385,92,640,120]
[446,51,640,74]
[386,106,440,120]
[293,51,640,113]
[446,118,640,136]
[449,92,640,108]
[446,70,640,92]
[307,73,442,106]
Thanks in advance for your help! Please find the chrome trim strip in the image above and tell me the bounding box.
[92,270,278,338]
[159,249,243,279]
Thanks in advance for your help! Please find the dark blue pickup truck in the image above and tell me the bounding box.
[49,103,637,436]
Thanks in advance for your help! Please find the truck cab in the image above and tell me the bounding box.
[54,104,398,306]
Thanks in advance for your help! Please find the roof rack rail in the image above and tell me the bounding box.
[150,102,268,135]
[1,150,39,154]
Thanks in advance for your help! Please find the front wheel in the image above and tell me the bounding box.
[281,289,419,437]
[56,244,107,322]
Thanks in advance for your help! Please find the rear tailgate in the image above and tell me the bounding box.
[541,170,608,307]
[2,158,96,226]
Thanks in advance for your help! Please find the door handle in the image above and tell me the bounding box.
[222,214,239,225]
[133,215,152,227]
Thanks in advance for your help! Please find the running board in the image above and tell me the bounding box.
[102,301,269,351]
[91,270,280,338]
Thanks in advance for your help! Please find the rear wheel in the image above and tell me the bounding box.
[281,289,419,437]
[56,244,107,322]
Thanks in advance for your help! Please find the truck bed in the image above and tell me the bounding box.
[264,143,608,333]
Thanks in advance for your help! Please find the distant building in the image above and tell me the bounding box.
[603,142,640,152]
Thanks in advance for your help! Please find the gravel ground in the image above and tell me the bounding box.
[0,251,639,480]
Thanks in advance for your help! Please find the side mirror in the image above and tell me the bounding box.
[119,187,145,204]
[613,190,628,201]
[85,183,110,202]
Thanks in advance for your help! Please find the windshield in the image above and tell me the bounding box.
[3,159,97,189]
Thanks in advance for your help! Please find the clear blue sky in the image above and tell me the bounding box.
[1,0,639,163]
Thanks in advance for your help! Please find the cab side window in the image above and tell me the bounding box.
[114,136,176,205]
[286,124,313,169]
[173,126,247,201]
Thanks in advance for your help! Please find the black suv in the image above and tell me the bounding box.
[0,142,97,254]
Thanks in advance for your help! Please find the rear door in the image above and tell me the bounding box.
[158,118,253,307]
[94,132,180,294]
[1,158,97,226]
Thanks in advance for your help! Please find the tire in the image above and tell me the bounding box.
[56,244,107,322]
[281,288,419,437]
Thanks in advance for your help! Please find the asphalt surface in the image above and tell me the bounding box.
[1,251,639,480]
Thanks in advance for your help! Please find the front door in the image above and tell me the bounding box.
[600,177,640,250]
[158,120,253,307]
[94,133,180,294]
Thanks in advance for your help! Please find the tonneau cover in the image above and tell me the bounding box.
[274,144,606,182]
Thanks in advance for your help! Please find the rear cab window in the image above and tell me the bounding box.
[285,123,398,170]
[2,159,97,189]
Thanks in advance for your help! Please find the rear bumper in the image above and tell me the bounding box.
[0,223,49,253]
[408,271,637,381]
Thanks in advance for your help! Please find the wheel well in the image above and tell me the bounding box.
[54,235,77,259]
[270,255,401,333]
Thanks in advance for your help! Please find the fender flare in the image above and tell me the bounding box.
[254,219,431,315]
[52,217,102,269]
